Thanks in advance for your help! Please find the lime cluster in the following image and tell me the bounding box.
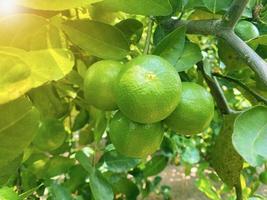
[84,55,214,158]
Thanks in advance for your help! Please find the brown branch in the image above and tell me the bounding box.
[222,0,249,28]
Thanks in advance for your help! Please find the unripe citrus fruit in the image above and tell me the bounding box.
[109,111,164,158]
[235,20,259,41]
[33,118,66,152]
[84,60,123,111]
[165,82,214,135]
[115,55,181,123]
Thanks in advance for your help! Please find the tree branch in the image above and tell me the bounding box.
[213,72,267,105]
[163,0,267,87]
[222,0,249,28]
[220,31,267,86]
[197,62,233,115]
[168,19,267,86]
[235,183,243,200]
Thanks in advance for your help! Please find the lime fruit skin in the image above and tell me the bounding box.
[115,55,182,124]
[235,20,259,41]
[165,82,214,135]
[109,111,164,158]
[84,60,123,111]
[33,118,66,152]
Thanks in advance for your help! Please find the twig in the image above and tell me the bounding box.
[143,17,154,55]
[197,62,234,115]
[235,183,243,200]
[222,0,249,28]
[213,72,267,105]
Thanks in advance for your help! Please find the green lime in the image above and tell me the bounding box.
[24,153,49,178]
[115,55,182,123]
[45,156,75,178]
[259,171,267,184]
[165,82,214,135]
[33,118,66,152]
[235,20,259,41]
[84,60,123,111]
[109,111,164,158]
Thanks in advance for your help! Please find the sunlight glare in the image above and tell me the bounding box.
[0,0,17,15]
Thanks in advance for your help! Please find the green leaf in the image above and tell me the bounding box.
[107,176,139,199]
[95,0,172,16]
[154,26,186,67]
[103,150,140,173]
[90,107,107,143]
[0,97,40,168]
[0,155,23,186]
[72,110,90,132]
[195,177,221,200]
[211,115,243,188]
[0,14,65,50]
[115,19,144,44]
[143,155,168,177]
[0,187,20,200]
[76,151,114,200]
[75,151,94,174]
[62,20,129,60]
[248,35,267,49]
[202,0,232,13]
[28,84,69,119]
[17,0,102,11]
[45,156,75,178]
[0,47,74,104]
[50,183,72,200]
[232,106,267,166]
[174,42,202,72]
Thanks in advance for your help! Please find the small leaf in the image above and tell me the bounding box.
[28,84,69,119]
[103,150,140,173]
[50,183,72,200]
[115,19,144,44]
[175,42,202,72]
[90,107,107,143]
[143,155,168,177]
[232,106,267,166]
[75,151,94,174]
[154,26,186,66]
[72,110,90,132]
[107,176,139,199]
[0,155,23,186]
[62,20,129,60]
[211,115,243,188]
[0,187,20,200]
[0,97,40,167]
[17,0,102,11]
[202,0,232,13]
[95,0,172,16]
[76,151,113,200]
